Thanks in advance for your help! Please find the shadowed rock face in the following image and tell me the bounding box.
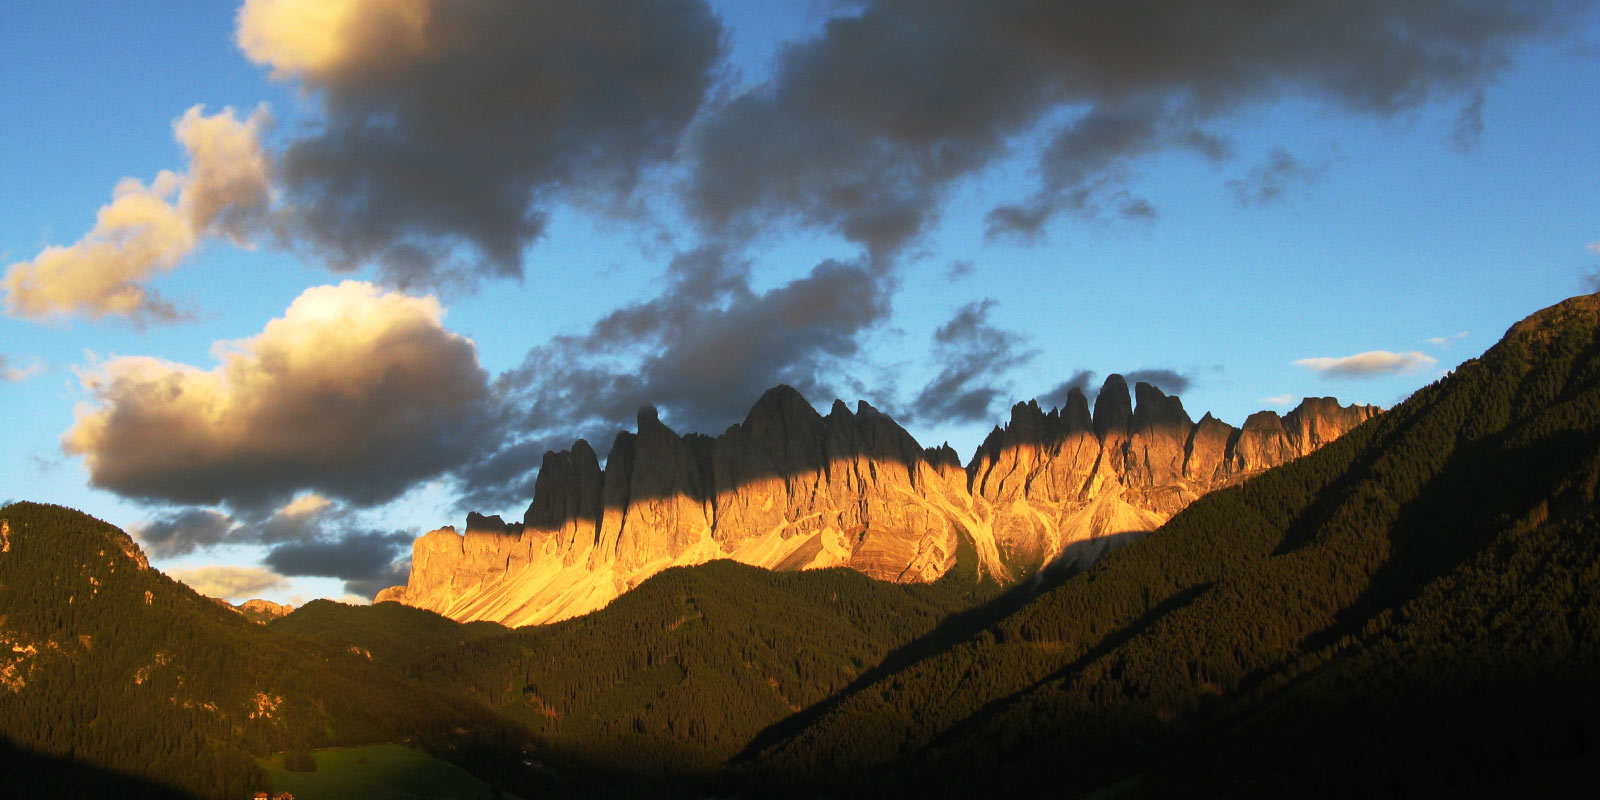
[384,380,1378,626]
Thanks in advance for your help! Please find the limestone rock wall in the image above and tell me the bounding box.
[384,380,1377,626]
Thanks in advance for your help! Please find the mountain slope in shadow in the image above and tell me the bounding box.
[738,293,1600,797]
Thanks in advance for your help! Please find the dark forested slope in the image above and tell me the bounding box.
[744,293,1600,797]
[0,502,529,799]
[12,291,1600,799]
[409,556,997,778]
[269,598,509,669]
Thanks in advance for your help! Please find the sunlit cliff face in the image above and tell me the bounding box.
[385,383,1376,627]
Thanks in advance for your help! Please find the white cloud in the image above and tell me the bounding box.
[62,281,497,510]
[1260,394,1295,407]
[169,565,289,601]
[1425,331,1468,347]
[1295,350,1437,379]
[1587,241,1600,255]
[2,105,271,322]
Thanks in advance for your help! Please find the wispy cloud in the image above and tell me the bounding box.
[1295,350,1437,379]
[1227,148,1330,208]
[907,299,1037,425]
[477,247,889,511]
[1426,331,1468,347]
[0,354,44,383]
[168,565,288,601]
[1260,394,1295,407]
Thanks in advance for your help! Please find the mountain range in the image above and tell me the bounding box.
[5,292,1600,798]
[382,377,1374,626]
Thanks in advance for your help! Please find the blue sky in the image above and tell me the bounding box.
[3,1,1598,605]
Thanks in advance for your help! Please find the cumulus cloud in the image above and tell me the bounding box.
[473,247,890,508]
[909,300,1036,425]
[263,530,412,599]
[63,281,499,511]
[237,0,722,288]
[686,1,1578,253]
[1295,350,1438,378]
[3,105,271,322]
[1227,148,1330,208]
[169,565,289,601]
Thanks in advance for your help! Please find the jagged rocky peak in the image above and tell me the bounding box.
[1093,374,1134,439]
[524,439,602,531]
[925,443,962,471]
[465,511,521,538]
[1130,381,1192,433]
[386,379,1379,627]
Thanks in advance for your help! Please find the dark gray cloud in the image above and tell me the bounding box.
[263,530,413,599]
[1227,148,1330,208]
[136,508,235,559]
[1036,367,1191,409]
[245,0,723,288]
[687,0,1583,251]
[1037,369,1099,409]
[909,299,1037,425]
[1125,368,1193,395]
[133,494,350,558]
[472,247,891,509]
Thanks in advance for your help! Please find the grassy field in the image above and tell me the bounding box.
[260,743,500,799]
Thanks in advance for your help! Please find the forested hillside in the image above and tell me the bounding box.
[269,599,509,669]
[0,502,531,799]
[741,293,1600,797]
[9,292,1600,798]
[409,555,998,778]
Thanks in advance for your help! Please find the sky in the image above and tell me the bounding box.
[3,0,1598,607]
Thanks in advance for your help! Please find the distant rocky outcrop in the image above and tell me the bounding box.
[236,599,294,624]
[383,379,1378,626]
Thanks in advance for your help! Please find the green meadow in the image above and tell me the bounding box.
[261,744,502,800]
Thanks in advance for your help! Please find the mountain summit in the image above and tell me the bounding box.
[382,379,1376,625]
